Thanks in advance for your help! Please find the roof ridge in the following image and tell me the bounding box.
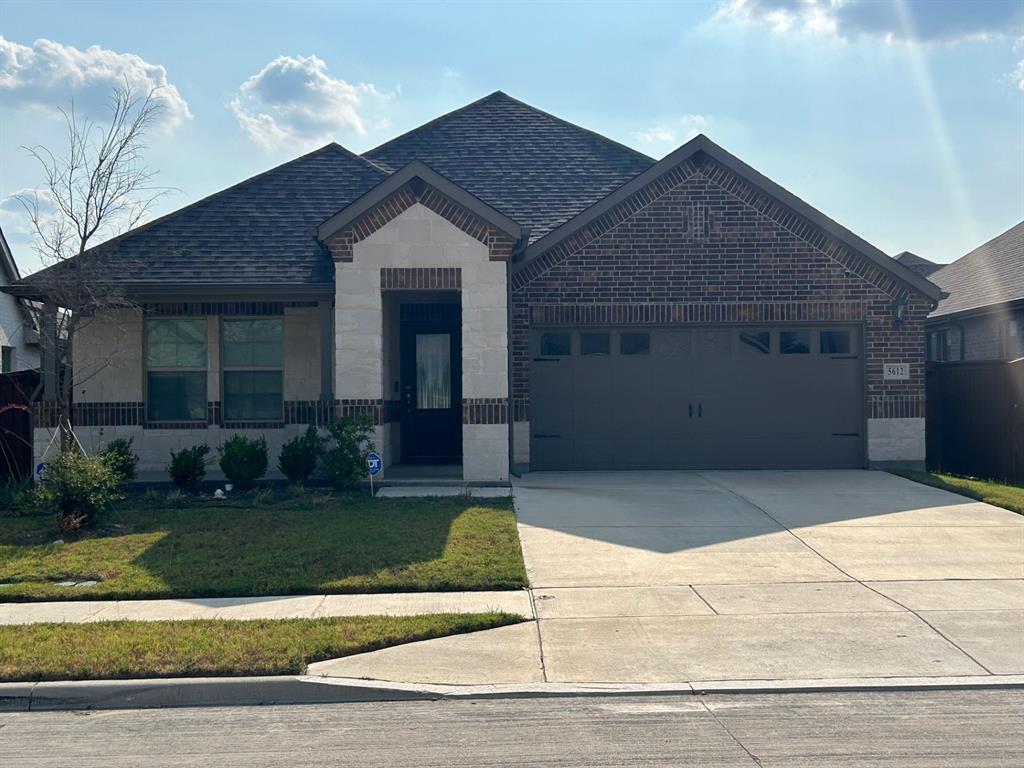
[363,91,509,158]
[946,218,1024,269]
[364,90,655,165]
[490,91,656,165]
[15,143,387,282]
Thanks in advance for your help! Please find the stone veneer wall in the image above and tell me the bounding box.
[32,304,330,477]
[510,152,932,468]
[333,201,510,482]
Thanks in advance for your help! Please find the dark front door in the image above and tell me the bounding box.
[400,303,462,463]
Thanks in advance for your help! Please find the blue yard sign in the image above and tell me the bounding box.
[367,452,383,476]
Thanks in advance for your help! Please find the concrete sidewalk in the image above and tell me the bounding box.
[0,591,533,625]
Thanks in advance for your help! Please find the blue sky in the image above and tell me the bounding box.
[2,0,1022,274]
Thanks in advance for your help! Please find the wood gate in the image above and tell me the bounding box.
[926,359,1024,484]
[0,370,39,483]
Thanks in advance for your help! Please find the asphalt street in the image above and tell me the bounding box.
[3,690,1022,767]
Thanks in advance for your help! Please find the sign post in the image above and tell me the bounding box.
[366,451,383,497]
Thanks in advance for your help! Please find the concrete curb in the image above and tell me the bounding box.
[3,673,1023,712]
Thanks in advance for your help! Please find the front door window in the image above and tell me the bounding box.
[416,333,451,409]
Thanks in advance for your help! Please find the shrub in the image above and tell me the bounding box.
[0,479,36,518]
[278,425,323,485]
[218,435,268,491]
[321,416,376,490]
[164,488,187,508]
[167,445,210,491]
[31,448,123,534]
[100,437,139,487]
[252,486,275,506]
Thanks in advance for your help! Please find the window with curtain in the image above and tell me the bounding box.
[146,318,208,422]
[222,318,284,421]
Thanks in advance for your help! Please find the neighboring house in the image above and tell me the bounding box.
[894,251,941,278]
[925,221,1024,362]
[2,92,940,479]
[0,226,40,373]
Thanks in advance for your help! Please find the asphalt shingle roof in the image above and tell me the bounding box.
[930,220,1024,318]
[893,250,941,278]
[15,144,387,289]
[364,91,655,243]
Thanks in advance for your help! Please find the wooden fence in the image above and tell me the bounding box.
[0,370,39,484]
[926,359,1024,484]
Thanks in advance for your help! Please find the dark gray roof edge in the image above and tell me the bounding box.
[11,143,387,291]
[927,295,1024,322]
[317,159,523,241]
[364,90,656,166]
[0,225,21,282]
[3,282,335,301]
[518,134,942,303]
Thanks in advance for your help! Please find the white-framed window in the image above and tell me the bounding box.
[221,318,284,422]
[145,318,208,422]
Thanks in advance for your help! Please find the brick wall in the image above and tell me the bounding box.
[510,152,931,425]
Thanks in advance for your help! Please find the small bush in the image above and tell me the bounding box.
[164,489,187,508]
[100,437,139,487]
[218,435,268,491]
[142,487,162,505]
[167,445,210,491]
[252,486,275,506]
[0,479,36,518]
[278,425,323,485]
[30,448,123,534]
[321,416,376,490]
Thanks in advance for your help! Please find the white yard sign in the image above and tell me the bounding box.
[883,363,910,381]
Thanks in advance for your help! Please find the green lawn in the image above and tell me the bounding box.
[0,613,521,682]
[0,493,527,601]
[892,470,1024,516]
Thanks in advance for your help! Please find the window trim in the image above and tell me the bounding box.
[220,316,285,423]
[144,317,209,425]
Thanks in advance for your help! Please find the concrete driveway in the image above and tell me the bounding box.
[311,470,1024,686]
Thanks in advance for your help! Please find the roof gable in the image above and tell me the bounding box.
[364,91,654,244]
[929,220,1024,318]
[514,134,942,302]
[319,160,522,243]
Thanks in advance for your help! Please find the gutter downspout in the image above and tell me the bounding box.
[506,230,530,480]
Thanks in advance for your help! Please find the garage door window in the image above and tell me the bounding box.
[739,330,771,355]
[780,330,810,355]
[620,332,650,356]
[820,330,851,354]
[540,332,571,356]
[581,332,610,356]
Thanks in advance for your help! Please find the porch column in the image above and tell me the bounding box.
[318,299,333,402]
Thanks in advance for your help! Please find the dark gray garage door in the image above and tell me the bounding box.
[530,326,863,470]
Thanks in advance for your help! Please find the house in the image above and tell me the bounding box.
[0,226,39,373]
[925,221,1024,362]
[3,92,941,479]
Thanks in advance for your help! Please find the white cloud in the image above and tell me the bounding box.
[632,115,713,146]
[0,36,191,129]
[1012,60,1024,91]
[230,54,394,151]
[715,0,1023,44]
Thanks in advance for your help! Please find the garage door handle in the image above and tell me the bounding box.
[688,403,693,418]
[832,433,860,437]
[698,403,703,418]
[532,357,562,363]
[533,433,561,439]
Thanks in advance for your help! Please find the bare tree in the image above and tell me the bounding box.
[16,80,170,451]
